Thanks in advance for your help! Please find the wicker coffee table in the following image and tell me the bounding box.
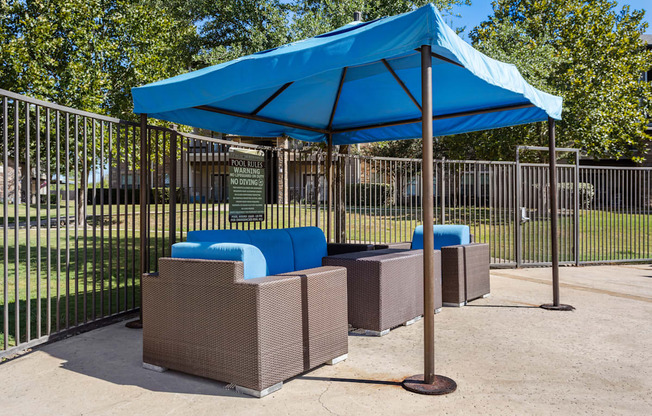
[323,248,442,336]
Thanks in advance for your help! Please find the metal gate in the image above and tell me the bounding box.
[515,147,579,267]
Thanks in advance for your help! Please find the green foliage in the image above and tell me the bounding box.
[346,183,393,206]
[0,0,197,119]
[290,0,470,40]
[151,187,184,204]
[183,0,470,67]
[366,0,652,163]
[469,0,652,162]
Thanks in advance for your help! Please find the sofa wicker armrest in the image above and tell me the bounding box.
[441,243,490,305]
[374,242,412,250]
[143,257,304,392]
[327,243,375,255]
[280,266,348,368]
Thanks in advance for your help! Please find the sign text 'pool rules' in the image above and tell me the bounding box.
[228,149,265,222]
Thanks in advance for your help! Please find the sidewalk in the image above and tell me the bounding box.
[1,265,650,415]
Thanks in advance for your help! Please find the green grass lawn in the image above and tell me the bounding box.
[2,202,651,349]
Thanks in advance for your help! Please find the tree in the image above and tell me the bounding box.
[366,0,652,163]
[469,0,652,162]
[0,0,197,119]
[0,0,197,221]
[291,0,470,42]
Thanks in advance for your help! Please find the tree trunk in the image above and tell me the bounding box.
[77,174,86,227]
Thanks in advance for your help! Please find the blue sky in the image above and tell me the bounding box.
[449,0,651,39]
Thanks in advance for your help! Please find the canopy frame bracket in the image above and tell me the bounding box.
[327,67,348,130]
[381,59,421,111]
[194,105,329,135]
[251,82,294,115]
[332,102,536,135]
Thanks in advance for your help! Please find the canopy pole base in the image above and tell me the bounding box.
[402,374,457,395]
[125,319,143,329]
[540,304,575,311]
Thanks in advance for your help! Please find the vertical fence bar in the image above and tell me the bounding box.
[14,100,20,343]
[108,123,113,315]
[24,102,31,341]
[91,119,97,320]
[100,122,105,317]
[36,105,41,337]
[131,126,136,308]
[2,97,8,349]
[45,108,51,335]
[138,114,148,320]
[169,130,177,248]
[55,111,61,332]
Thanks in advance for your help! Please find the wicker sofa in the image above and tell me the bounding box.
[381,225,490,306]
[142,227,368,397]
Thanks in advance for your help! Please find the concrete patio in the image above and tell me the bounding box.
[1,264,650,415]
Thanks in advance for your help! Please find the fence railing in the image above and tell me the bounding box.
[2,88,652,357]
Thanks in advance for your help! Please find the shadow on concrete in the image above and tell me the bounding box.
[38,322,244,398]
[465,304,539,309]
[299,376,402,387]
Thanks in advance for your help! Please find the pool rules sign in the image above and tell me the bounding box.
[228,149,265,222]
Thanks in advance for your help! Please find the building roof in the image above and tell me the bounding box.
[641,34,652,46]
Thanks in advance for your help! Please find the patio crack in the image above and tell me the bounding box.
[318,381,339,416]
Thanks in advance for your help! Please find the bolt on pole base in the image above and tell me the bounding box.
[402,374,457,395]
[125,319,143,329]
[540,304,575,311]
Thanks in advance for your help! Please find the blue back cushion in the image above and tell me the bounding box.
[246,229,295,275]
[186,229,251,244]
[171,242,266,279]
[411,225,470,250]
[285,227,328,271]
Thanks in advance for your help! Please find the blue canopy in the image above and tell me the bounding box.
[132,3,562,145]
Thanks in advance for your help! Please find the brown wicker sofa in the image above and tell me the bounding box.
[380,225,490,306]
[142,227,371,397]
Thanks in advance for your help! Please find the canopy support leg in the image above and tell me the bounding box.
[541,117,574,311]
[127,113,149,328]
[402,45,456,395]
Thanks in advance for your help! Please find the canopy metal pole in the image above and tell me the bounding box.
[326,134,333,242]
[421,48,436,385]
[127,113,149,328]
[402,45,456,395]
[541,117,574,311]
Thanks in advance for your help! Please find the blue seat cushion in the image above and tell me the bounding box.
[246,229,295,275]
[171,242,266,280]
[186,229,251,244]
[285,227,328,271]
[411,225,470,250]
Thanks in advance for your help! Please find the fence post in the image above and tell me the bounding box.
[574,151,580,266]
[515,148,522,267]
[439,159,445,225]
[169,127,177,248]
[316,150,321,229]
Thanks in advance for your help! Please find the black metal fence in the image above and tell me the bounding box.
[2,89,651,357]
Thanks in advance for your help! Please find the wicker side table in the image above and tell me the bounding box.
[441,243,491,306]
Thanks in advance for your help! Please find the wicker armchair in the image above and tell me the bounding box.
[379,225,490,306]
[142,258,348,398]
